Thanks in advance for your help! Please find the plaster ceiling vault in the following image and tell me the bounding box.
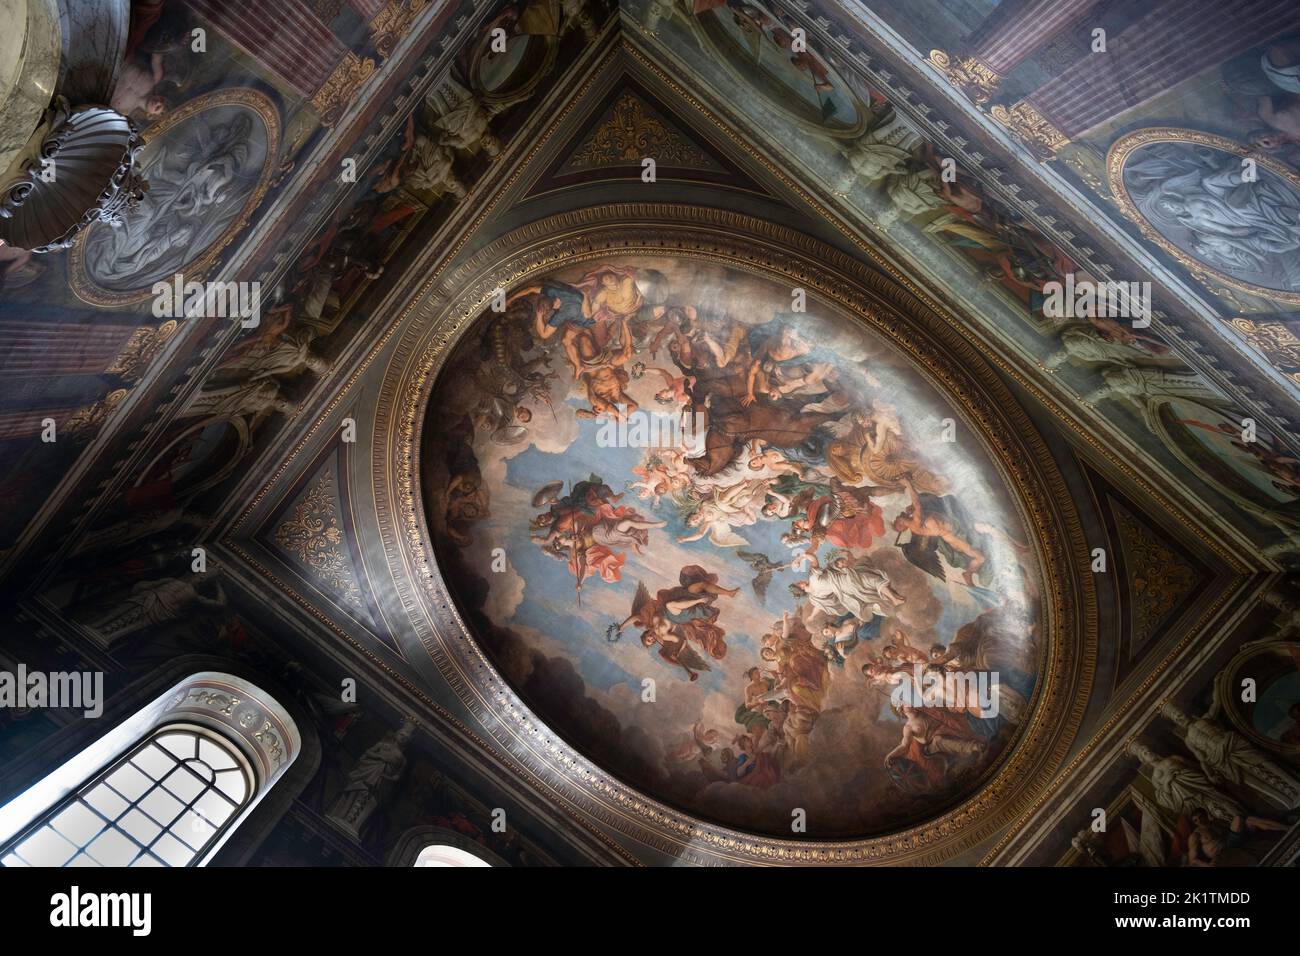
[2,0,1299,868]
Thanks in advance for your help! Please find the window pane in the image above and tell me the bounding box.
[139,787,184,828]
[193,789,235,827]
[85,829,140,867]
[175,811,217,850]
[1,723,261,869]
[198,738,237,771]
[105,763,152,801]
[118,809,162,846]
[132,744,177,781]
[83,783,129,822]
[155,733,197,761]
[163,766,205,803]
[49,803,105,846]
[150,832,193,867]
[214,768,248,803]
[15,828,79,867]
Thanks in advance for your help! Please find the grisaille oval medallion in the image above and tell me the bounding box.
[422,254,1043,839]
[1109,128,1300,302]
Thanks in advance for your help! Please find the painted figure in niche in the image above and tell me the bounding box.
[1175,417,1300,500]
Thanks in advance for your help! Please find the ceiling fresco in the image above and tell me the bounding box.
[424,255,1041,837]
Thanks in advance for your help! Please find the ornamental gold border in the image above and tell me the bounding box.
[68,87,283,308]
[1105,127,1300,305]
[373,204,1096,865]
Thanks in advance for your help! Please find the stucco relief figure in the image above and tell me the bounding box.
[1161,701,1300,808]
[179,378,296,425]
[215,319,328,384]
[1123,141,1300,293]
[327,722,417,838]
[1084,366,1234,409]
[1126,741,1288,833]
[427,80,502,158]
[1044,322,1177,371]
[836,111,921,191]
[83,108,269,291]
[79,570,227,645]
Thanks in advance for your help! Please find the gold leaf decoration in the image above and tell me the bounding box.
[274,471,364,610]
[564,92,716,171]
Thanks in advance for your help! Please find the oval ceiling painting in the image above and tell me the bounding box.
[423,255,1043,839]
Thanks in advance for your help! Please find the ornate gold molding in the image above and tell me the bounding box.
[273,471,365,610]
[370,0,428,59]
[63,388,129,442]
[991,99,1068,160]
[565,91,714,170]
[105,320,178,384]
[1114,505,1196,645]
[312,53,378,128]
[928,49,1000,106]
[1231,318,1300,387]
[373,206,1096,865]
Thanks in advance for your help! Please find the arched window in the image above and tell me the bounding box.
[414,844,492,867]
[0,673,298,867]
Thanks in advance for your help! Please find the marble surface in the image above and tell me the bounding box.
[0,0,61,179]
[55,0,127,106]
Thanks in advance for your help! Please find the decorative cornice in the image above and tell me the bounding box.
[927,49,1000,106]
[312,52,379,128]
[990,99,1069,160]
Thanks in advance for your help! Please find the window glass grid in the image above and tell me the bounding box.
[1,726,253,868]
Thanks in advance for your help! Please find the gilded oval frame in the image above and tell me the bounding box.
[1106,127,1300,305]
[372,203,1096,864]
[68,87,282,307]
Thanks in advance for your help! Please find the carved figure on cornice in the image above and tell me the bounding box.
[1127,741,1248,824]
[1043,322,1178,372]
[79,569,227,645]
[1083,366,1233,410]
[1161,701,1300,809]
[642,0,679,33]
[428,79,503,158]
[69,506,206,560]
[836,111,921,192]
[179,378,296,425]
[215,322,329,384]
[561,0,598,40]
[1070,829,1107,866]
[1260,590,1300,638]
[327,720,417,839]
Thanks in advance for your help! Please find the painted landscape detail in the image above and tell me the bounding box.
[425,257,1042,838]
